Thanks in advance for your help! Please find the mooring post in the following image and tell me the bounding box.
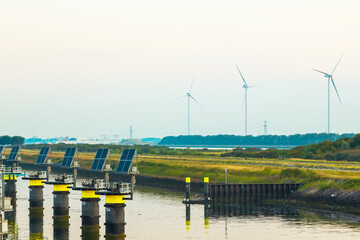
[22,171,47,238]
[72,178,105,240]
[204,177,209,204]
[81,190,100,239]
[185,177,191,203]
[4,174,17,208]
[44,174,71,239]
[104,193,126,238]
[96,182,130,239]
[23,171,47,210]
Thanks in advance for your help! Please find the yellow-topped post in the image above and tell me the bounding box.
[104,194,126,239]
[81,189,101,239]
[185,177,191,203]
[204,177,209,204]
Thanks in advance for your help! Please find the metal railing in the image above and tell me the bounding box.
[5,167,22,174]
[112,182,131,194]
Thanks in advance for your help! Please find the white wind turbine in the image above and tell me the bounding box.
[236,65,252,136]
[312,55,343,134]
[172,74,201,135]
[186,74,201,135]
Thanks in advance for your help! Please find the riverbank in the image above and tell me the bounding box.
[6,149,360,209]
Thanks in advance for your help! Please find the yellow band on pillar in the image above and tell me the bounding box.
[4,175,16,180]
[53,184,69,192]
[105,195,125,204]
[29,180,43,186]
[82,190,99,199]
[186,177,191,183]
[204,177,209,183]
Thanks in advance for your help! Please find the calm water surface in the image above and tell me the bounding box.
[5,174,360,239]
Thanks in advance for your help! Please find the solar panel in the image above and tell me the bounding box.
[91,148,109,170]
[0,146,3,155]
[116,149,136,173]
[8,146,20,161]
[35,147,50,164]
[60,148,77,167]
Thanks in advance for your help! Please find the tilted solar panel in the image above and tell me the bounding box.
[116,149,136,173]
[8,146,20,161]
[61,148,77,167]
[36,147,50,164]
[91,148,109,170]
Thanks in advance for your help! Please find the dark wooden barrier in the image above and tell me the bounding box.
[209,183,300,203]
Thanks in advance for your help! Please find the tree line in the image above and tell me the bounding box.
[0,135,25,145]
[221,134,360,161]
[159,133,355,146]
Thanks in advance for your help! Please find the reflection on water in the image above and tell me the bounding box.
[29,208,43,240]
[2,176,360,239]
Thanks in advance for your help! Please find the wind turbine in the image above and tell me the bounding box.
[236,65,251,136]
[312,55,343,134]
[186,74,200,135]
[172,74,200,135]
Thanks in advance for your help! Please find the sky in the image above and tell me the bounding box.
[1,0,360,139]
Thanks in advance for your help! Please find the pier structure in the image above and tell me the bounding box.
[44,173,73,240]
[73,177,108,240]
[183,177,301,204]
[96,182,132,240]
[209,183,300,204]
[4,146,22,209]
[22,171,47,239]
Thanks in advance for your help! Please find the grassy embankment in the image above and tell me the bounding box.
[6,149,360,191]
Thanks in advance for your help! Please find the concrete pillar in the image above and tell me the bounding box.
[81,190,100,240]
[104,195,126,239]
[4,175,17,208]
[29,179,44,209]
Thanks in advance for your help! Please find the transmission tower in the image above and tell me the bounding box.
[264,121,268,135]
[129,125,133,139]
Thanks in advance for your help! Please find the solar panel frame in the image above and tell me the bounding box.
[8,146,20,161]
[91,148,109,170]
[35,147,50,164]
[116,149,136,173]
[60,147,77,167]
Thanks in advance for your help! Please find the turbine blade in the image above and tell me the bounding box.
[331,77,342,105]
[331,55,344,75]
[189,73,195,94]
[312,69,329,75]
[171,95,187,101]
[190,95,202,107]
[235,65,248,85]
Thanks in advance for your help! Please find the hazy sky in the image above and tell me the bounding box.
[1,0,360,139]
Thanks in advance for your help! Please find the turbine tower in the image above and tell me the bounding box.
[236,65,251,136]
[186,74,200,135]
[312,56,343,134]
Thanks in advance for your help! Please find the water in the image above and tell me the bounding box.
[5,175,360,239]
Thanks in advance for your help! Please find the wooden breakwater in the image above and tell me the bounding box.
[209,183,300,203]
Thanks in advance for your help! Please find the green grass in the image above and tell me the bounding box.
[13,149,360,192]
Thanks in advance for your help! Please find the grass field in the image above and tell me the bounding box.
[5,148,360,191]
